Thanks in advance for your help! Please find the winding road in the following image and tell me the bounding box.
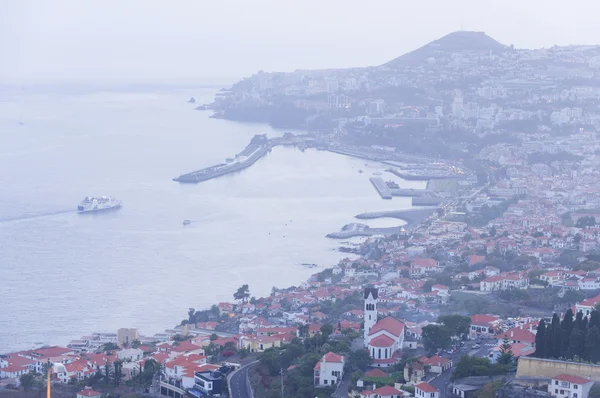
[228,360,258,398]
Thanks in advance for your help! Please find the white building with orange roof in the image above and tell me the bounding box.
[469,314,500,337]
[576,294,600,316]
[549,374,594,398]
[416,382,440,398]
[497,327,536,348]
[313,352,344,387]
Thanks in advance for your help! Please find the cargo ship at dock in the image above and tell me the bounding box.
[173,135,270,183]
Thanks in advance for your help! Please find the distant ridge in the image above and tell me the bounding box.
[384,31,508,67]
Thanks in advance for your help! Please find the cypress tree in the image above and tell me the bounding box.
[575,310,584,331]
[583,316,589,331]
[545,320,555,358]
[569,328,585,359]
[562,309,574,358]
[585,326,600,363]
[551,313,562,358]
[590,310,600,330]
[534,319,546,358]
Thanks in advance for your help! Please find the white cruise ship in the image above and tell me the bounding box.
[77,196,121,213]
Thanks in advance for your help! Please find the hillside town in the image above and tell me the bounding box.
[210,30,600,149]
[8,31,600,398]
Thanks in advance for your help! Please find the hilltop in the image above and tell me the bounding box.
[384,31,508,67]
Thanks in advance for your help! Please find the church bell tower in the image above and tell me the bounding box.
[363,287,378,346]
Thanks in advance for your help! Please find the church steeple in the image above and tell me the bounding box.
[363,287,378,346]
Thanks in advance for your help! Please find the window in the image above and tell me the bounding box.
[555,381,559,385]
[431,394,435,398]
[574,394,578,398]
[574,385,578,389]
[560,390,564,394]
[555,389,558,394]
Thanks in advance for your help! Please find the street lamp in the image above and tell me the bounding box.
[46,360,67,398]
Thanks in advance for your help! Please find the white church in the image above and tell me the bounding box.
[363,287,406,367]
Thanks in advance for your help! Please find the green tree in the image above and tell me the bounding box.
[576,216,597,228]
[534,319,546,358]
[590,310,600,330]
[423,280,433,293]
[497,337,514,365]
[102,342,119,351]
[586,326,600,362]
[422,324,452,351]
[234,284,250,303]
[575,310,584,330]
[239,348,249,359]
[188,308,195,322]
[113,360,123,386]
[550,313,562,358]
[346,349,372,372]
[131,339,141,349]
[104,361,112,384]
[210,304,220,317]
[210,333,219,341]
[561,309,575,357]
[438,314,472,337]
[19,373,35,391]
[451,356,494,381]
[563,290,586,305]
[569,328,586,360]
[144,358,160,374]
[320,324,333,340]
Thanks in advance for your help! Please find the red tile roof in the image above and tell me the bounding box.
[21,346,72,359]
[470,314,500,326]
[373,385,402,395]
[364,368,388,378]
[423,355,450,366]
[369,334,395,347]
[0,364,27,373]
[497,327,536,343]
[322,352,343,363]
[170,341,202,353]
[412,258,437,267]
[416,382,439,393]
[368,316,405,337]
[553,374,592,385]
[578,294,600,307]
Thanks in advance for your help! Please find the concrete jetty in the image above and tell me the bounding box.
[173,135,270,183]
[370,177,429,198]
[370,177,393,199]
[355,208,438,229]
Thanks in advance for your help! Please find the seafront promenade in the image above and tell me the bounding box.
[173,133,470,185]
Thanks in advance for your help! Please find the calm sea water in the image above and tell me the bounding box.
[0,86,425,353]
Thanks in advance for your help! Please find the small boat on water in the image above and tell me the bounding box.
[183,220,191,226]
[358,169,364,174]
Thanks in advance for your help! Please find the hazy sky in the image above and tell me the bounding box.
[1,0,599,84]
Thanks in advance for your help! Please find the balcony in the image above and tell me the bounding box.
[159,375,186,398]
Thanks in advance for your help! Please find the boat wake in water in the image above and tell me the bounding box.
[0,210,76,223]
